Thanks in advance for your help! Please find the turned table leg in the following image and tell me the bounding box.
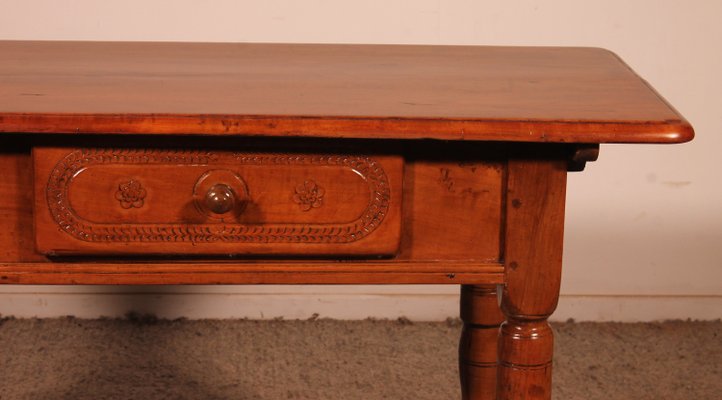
[497,158,567,400]
[459,285,505,399]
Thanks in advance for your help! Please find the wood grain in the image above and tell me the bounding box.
[0,261,503,285]
[398,158,503,261]
[459,285,505,400]
[0,146,45,262]
[0,41,693,144]
[498,158,568,400]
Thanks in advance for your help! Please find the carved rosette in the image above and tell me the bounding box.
[115,180,146,209]
[293,180,325,211]
[45,149,391,244]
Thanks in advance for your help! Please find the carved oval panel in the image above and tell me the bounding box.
[34,148,403,256]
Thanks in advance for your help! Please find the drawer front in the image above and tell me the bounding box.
[34,148,403,256]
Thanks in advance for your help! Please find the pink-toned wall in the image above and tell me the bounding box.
[1,0,719,321]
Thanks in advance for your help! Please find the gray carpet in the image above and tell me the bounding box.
[0,317,719,399]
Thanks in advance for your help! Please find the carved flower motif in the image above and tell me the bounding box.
[293,180,325,211]
[115,180,147,209]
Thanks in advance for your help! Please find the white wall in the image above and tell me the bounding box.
[1,0,719,321]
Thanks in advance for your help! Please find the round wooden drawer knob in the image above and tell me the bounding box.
[193,170,249,219]
[204,184,236,214]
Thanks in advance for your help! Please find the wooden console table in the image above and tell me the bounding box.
[0,41,693,399]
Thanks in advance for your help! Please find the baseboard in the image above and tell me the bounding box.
[0,286,719,321]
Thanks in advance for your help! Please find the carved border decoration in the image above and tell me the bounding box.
[46,149,390,244]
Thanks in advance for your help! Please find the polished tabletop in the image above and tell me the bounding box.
[0,41,692,143]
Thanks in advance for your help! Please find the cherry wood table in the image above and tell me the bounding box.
[0,41,693,399]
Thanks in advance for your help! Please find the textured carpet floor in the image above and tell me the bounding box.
[0,317,719,399]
